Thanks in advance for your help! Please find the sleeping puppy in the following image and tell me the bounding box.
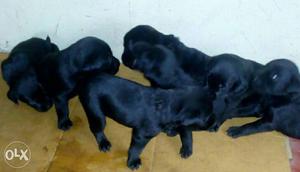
[122,25,209,85]
[35,37,120,131]
[206,54,264,131]
[1,36,59,111]
[129,41,197,88]
[78,74,214,170]
[227,59,300,138]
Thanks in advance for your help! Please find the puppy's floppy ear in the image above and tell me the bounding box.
[1,53,30,85]
[46,35,51,43]
[7,89,19,104]
[287,75,300,93]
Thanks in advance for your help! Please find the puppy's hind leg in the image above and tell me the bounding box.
[227,119,273,138]
[179,128,193,158]
[79,96,111,152]
[127,129,157,170]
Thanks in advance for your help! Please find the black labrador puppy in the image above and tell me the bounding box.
[129,42,197,88]
[122,25,179,68]
[1,36,59,111]
[227,59,300,139]
[206,54,264,131]
[78,74,214,170]
[35,37,120,131]
[122,25,209,85]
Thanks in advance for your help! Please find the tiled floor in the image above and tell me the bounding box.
[0,53,292,172]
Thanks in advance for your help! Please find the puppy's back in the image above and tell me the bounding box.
[79,73,150,98]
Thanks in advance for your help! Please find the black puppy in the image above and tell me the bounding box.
[227,59,300,138]
[78,74,214,170]
[1,36,59,111]
[122,25,179,68]
[122,25,209,85]
[206,54,264,131]
[129,42,197,88]
[35,37,120,131]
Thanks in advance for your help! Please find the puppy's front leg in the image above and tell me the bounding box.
[54,96,72,131]
[227,119,273,138]
[179,128,193,158]
[127,129,156,170]
[209,96,226,132]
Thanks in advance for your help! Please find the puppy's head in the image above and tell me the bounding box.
[7,68,53,112]
[122,41,152,68]
[131,43,177,73]
[253,59,300,95]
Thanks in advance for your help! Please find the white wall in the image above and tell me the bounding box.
[1,0,300,66]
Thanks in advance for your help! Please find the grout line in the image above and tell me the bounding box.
[287,138,293,160]
[45,130,64,172]
[149,136,158,172]
[45,99,80,172]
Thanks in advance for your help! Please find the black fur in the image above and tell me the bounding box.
[122,25,179,68]
[1,36,59,111]
[123,28,264,132]
[129,42,197,88]
[35,37,120,131]
[122,25,209,86]
[78,74,214,170]
[206,54,264,131]
[227,59,300,139]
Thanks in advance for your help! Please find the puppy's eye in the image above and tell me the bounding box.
[272,74,278,80]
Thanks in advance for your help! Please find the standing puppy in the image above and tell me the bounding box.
[79,74,214,170]
[1,36,58,111]
[227,59,300,138]
[36,37,120,131]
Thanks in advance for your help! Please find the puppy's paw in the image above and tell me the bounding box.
[58,119,73,131]
[227,126,243,138]
[180,146,193,159]
[166,130,178,137]
[208,123,220,132]
[127,158,141,170]
[99,139,111,152]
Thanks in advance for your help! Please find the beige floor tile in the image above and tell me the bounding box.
[151,118,291,172]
